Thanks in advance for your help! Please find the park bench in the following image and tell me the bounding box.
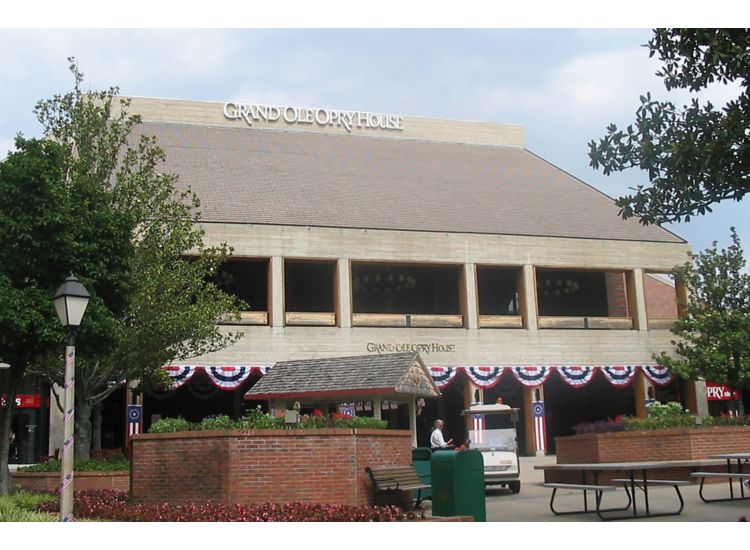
[690,472,750,503]
[542,482,630,520]
[365,465,431,509]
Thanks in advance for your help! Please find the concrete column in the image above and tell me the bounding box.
[627,268,649,331]
[408,399,417,447]
[463,263,479,330]
[372,396,382,420]
[337,259,352,328]
[521,265,538,330]
[270,256,284,327]
[675,277,690,319]
[685,380,709,417]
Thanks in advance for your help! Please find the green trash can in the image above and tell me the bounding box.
[412,447,432,501]
[430,450,486,521]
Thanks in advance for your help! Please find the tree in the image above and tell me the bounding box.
[0,59,244,490]
[655,228,750,416]
[0,138,71,495]
[589,29,750,224]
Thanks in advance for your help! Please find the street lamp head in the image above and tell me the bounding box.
[53,274,91,328]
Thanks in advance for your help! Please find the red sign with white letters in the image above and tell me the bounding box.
[705,382,740,401]
[0,394,42,408]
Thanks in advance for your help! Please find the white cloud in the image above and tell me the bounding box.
[0,137,15,161]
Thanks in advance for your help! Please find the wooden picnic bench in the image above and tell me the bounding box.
[365,465,431,509]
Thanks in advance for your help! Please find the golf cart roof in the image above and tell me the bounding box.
[461,403,520,415]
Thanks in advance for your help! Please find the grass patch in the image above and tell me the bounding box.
[18,457,130,473]
[0,491,57,522]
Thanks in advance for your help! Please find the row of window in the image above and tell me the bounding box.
[211,259,677,328]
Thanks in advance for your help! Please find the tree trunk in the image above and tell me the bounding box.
[92,402,102,452]
[75,399,93,462]
[0,367,21,496]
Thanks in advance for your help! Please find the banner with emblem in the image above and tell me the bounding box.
[557,366,596,387]
[126,404,142,439]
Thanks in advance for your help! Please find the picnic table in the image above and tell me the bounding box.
[536,459,724,521]
[691,451,750,503]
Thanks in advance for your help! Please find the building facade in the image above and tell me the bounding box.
[42,97,710,457]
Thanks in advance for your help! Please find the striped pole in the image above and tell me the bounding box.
[59,343,76,521]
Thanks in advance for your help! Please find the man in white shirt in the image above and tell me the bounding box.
[430,419,454,450]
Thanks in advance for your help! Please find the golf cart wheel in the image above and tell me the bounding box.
[509,481,521,494]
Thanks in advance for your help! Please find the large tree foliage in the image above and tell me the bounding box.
[589,29,750,224]
[0,138,71,495]
[0,59,243,488]
[655,228,750,416]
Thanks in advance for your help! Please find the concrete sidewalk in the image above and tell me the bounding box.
[424,454,750,522]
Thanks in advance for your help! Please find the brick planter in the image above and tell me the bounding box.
[11,471,130,493]
[547,426,750,483]
[130,428,412,507]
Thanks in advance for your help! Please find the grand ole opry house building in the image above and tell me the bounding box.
[13,96,737,463]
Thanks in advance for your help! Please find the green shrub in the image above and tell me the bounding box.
[240,406,284,429]
[200,415,237,431]
[18,457,130,473]
[148,416,195,433]
[0,492,57,522]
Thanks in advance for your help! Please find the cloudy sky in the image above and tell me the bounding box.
[1,20,748,260]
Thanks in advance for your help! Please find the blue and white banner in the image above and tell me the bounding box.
[557,366,596,387]
[205,366,254,390]
[429,366,458,389]
[465,366,507,388]
[641,365,673,386]
[512,366,552,387]
[601,366,638,386]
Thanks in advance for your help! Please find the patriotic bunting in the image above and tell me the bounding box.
[512,366,552,387]
[429,367,458,389]
[641,365,673,386]
[601,366,638,386]
[465,366,507,388]
[163,365,198,389]
[205,366,254,390]
[557,366,596,387]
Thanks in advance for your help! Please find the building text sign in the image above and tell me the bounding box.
[367,342,455,355]
[224,102,404,133]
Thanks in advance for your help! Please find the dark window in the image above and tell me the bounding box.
[536,270,609,317]
[351,263,461,315]
[477,267,520,315]
[284,260,336,313]
[213,259,268,312]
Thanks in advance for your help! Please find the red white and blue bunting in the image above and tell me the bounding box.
[512,367,553,387]
[424,365,671,389]
[641,365,673,386]
[465,366,507,388]
[162,365,272,390]
[557,366,596,387]
[429,367,458,389]
[601,366,638,387]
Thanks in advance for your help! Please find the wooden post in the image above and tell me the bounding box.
[372,396,382,420]
[523,386,536,456]
[626,268,648,331]
[270,257,284,327]
[634,371,648,419]
[462,263,479,330]
[408,399,417,447]
[521,265,538,330]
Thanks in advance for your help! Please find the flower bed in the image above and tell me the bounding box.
[35,490,423,522]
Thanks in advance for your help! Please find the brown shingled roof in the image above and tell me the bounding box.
[244,352,440,400]
[134,122,683,243]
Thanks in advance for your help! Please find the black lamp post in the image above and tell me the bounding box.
[53,274,90,522]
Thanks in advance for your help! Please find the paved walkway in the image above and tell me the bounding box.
[423,455,750,522]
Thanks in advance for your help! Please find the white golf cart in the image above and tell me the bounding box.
[462,402,521,493]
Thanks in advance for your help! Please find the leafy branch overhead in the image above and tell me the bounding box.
[589,29,750,224]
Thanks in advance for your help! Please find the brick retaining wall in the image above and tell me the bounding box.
[11,471,130,492]
[130,429,412,506]
[546,427,750,483]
